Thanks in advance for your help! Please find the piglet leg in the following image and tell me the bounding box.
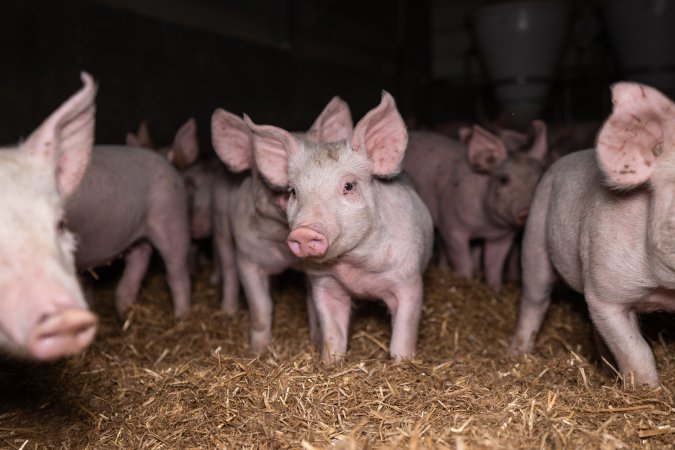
[115,242,152,318]
[384,277,423,361]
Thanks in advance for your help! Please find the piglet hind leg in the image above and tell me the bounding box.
[115,242,153,318]
[313,279,352,365]
[587,296,659,388]
[384,278,424,361]
[483,234,516,291]
[508,215,555,355]
[444,229,473,280]
[150,221,192,318]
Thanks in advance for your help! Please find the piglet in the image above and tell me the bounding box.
[403,122,547,290]
[127,118,223,282]
[0,73,98,360]
[210,97,353,352]
[66,134,192,318]
[248,92,434,363]
[509,82,675,388]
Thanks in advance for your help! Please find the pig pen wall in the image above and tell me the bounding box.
[0,0,429,149]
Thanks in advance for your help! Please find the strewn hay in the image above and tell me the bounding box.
[1,262,674,449]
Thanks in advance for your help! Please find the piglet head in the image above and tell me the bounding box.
[0,72,99,361]
[127,117,200,170]
[596,82,675,276]
[466,121,547,228]
[248,91,408,263]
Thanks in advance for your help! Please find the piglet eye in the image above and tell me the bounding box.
[57,218,67,233]
[498,175,510,186]
[288,187,296,197]
[343,181,356,194]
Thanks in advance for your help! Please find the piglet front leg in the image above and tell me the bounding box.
[237,255,273,353]
[312,276,352,365]
[383,277,424,361]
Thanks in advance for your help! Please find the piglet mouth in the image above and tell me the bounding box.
[515,209,530,226]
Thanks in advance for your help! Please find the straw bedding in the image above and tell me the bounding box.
[1,260,674,449]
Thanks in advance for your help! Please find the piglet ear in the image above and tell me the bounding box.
[458,126,472,145]
[596,82,675,189]
[466,125,507,173]
[306,96,353,143]
[211,109,253,173]
[526,120,548,162]
[351,91,408,178]
[138,121,153,147]
[24,72,97,198]
[125,132,141,147]
[169,117,199,167]
[498,127,529,151]
[244,115,300,189]
[126,121,154,148]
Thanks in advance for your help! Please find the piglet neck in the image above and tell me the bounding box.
[647,170,675,284]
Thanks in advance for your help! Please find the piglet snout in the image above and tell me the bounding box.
[27,307,98,360]
[288,226,328,258]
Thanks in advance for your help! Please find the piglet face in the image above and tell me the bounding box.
[248,91,408,264]
[285,140,376,262]
[485,153,545,228]
[468,120,548,228]
[0,73,98,361]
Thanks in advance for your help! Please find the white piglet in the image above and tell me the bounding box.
[0,72,98,360]
[248,92,434,363]
[509,82,675,387]
[210,97,354,352]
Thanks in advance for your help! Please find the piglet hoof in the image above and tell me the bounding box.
[321,350,345,367]
[28,309,99,360]
[250,330,272,355]
[173,304,191,319]
[115,298,134,319]
[309,329,322,350]
[391,353,414,363]
[506,339,530,357]
[220,302,239,318]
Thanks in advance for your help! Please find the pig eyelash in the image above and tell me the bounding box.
[343,181,357,195]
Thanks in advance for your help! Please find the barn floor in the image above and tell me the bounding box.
[1,260,674,449]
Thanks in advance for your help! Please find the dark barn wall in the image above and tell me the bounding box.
[0,0,429,149]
